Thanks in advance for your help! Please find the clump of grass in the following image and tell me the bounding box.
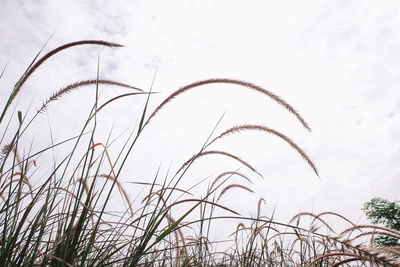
[0,40,398,267]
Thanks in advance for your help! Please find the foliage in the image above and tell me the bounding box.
[363,197,400,247]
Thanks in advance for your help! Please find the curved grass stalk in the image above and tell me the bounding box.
[209,124,318,176]
[1,40,122,124]
[146,78,311,131]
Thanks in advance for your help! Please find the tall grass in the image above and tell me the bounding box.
[0,40,399,266]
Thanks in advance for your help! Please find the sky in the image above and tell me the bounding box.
[1,0,400,234]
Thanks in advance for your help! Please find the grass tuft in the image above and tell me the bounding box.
[0,40,398,266]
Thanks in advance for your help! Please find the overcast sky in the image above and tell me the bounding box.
[1,0,400,231]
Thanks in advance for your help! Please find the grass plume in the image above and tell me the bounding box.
[38,79,143,113]
[210,124,319,176]
[217,184,254,201]
[175,150,263,178]
[147,78,311,131]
